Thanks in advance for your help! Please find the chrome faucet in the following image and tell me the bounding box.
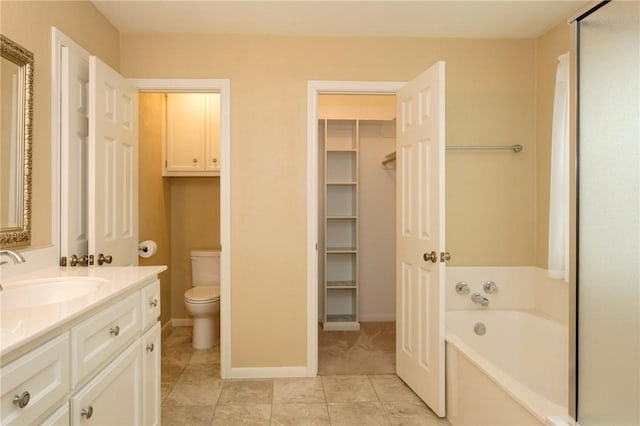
[471,292,489,307]
[0,249,26,265]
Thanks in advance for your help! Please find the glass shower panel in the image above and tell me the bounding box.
[578,2,640,424]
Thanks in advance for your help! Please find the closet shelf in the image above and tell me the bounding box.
[326,181,357,185]
[326,215,357,220]
[326,281,357,288]
[326,247,357,253]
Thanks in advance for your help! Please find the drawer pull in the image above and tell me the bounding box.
[81,406,94,419]
[109,325,120,336]
[146,343,155,352]
[149,298,158,308]
[12,391,30,408]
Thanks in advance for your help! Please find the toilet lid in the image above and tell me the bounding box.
[185,286,220,303]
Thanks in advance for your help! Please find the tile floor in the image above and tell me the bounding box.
[161,327,450,426]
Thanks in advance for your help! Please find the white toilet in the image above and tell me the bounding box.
[184,249,220,349]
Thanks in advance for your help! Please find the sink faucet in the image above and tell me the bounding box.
[471,292,489,307]
[0,249,26,265]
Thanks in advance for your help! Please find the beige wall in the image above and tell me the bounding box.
[139,93,172,325]
[121,34,540,368]
[170,177,220,319]
[534,23,571,269]
[0,1,119,249]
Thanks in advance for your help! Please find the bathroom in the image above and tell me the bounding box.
[1,1,639,425]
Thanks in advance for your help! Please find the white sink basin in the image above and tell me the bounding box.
[1,277,110,309]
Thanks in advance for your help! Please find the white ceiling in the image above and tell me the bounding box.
[92,1,591,39]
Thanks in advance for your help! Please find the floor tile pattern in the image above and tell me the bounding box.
[161,327,450,425]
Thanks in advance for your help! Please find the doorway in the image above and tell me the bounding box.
[133,80,232,378]
[316,93,397,375]
[306,80,403,377]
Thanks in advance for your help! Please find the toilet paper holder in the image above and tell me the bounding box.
[138,240,158,258]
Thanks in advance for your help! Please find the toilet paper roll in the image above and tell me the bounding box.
[138,240,158,258]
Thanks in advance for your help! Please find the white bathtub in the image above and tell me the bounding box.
[445,310,568,425]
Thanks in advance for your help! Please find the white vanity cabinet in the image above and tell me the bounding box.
[164,92,221,176]
[0,270,163,426]
[69,279,160,426]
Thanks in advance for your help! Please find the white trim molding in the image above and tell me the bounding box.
[306,80,404,377]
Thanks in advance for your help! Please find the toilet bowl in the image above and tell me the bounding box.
[184,249,221,349]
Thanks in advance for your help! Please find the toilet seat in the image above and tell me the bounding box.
[184,286,220,304]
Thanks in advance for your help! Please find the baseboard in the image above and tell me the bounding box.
[230,366,311,379]
[161,320,173,339]
[172,318,193,327]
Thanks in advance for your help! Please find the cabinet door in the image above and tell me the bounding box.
[166,93,206,172]
[141,323,161,426]
[70,340,141,425]
[205,93,221,172]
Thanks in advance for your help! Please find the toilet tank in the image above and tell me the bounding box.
[190,249,220,286]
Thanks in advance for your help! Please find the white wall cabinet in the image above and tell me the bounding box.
[0,278,161,426]
[164,93,221,176]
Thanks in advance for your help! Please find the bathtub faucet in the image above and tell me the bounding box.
[471,293,489,307]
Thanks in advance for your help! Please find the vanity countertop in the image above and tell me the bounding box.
[0,265,167,361]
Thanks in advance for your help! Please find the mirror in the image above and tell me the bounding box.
[1,34,33,248]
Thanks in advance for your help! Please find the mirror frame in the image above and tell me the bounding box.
[1,34,33,248]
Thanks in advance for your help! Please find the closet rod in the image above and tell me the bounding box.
[381,144,523,166]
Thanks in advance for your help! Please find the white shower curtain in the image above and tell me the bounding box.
[548,53,570,281]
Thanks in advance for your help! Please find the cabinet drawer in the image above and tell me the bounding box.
[70,340,141,425]
[71,293,140,386]
[141,280,160,330]
[0,334,70,426]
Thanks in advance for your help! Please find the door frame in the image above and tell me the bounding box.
[131,79,231,379]
[306,80,404,375]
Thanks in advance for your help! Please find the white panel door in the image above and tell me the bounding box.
[89,56,139,266]
[395,61,446,417]
[60,45,89,260]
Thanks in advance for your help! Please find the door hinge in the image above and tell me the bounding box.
[440,251,451,263]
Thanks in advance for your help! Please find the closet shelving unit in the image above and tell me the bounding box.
[322,119,360,331]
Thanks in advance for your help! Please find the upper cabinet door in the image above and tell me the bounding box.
[164,93,220,176]
[88,55,139,266]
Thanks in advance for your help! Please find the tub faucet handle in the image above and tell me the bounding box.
[483,281,498,294]
[471,293,489,307]
[455,281,470,295]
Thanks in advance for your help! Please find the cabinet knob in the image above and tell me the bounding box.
[109,325,120,336]
[81,406,94,419]
[146,343,155,352]
[149,298,158,308]
[12,391,30,408]
[212,158,217,164]
[192,158,198,164]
